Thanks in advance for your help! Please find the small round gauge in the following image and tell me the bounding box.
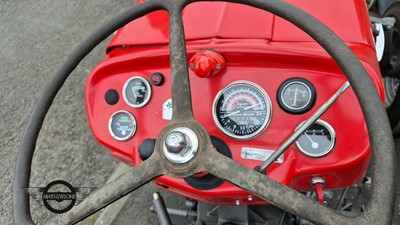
[295,120,335,157]
[213,81,272,140]
[108,110,137,141]
[277,78,316,114]
[123,76,151,108]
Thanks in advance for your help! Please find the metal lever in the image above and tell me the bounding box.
[153,192,172,225]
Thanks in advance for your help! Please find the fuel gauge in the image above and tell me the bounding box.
[278,78,316,114]
[295,120,335,157]
[109,110,137,141]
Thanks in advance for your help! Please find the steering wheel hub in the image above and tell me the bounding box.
[163,127,198,164]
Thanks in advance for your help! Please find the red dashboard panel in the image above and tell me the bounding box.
[86,39,381,204]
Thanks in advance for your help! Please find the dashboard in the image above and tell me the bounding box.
[86,42,378,205]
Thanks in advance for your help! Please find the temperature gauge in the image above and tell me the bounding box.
[277,78,316,114]
[295,120,335,157]
[109,110,137,141]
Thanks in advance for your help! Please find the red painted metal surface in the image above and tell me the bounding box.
[86,0,384,205]
[107,0,375,52]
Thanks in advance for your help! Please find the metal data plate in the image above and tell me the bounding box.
[241,147,284,163]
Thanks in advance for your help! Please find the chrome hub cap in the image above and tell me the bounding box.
[163,127,198,164]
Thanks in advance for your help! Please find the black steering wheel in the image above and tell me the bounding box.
[13,0,396,224]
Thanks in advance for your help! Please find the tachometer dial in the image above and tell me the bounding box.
[277,78,316,114]
[109,110,137,141]
[213,81,272,140]
[295,120,335,157]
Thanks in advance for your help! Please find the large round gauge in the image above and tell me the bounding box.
[123,76,151,108]
[295,120,335,157]
[213,81,272,140]
[277,78,316,114]
[108,110,137,141]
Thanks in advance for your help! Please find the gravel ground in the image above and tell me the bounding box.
[0,0,139,224]
[1,1,400,225]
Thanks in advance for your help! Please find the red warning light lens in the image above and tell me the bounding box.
[189,49,226,78]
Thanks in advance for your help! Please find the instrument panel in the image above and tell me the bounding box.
[85,47,373,205]
[105,75,333,160]
[106,76,330,158]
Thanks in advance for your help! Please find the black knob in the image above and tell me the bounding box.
[139,139,156,161]
[105,89,119,105]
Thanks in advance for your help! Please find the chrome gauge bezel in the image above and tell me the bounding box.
[281,81,312,110]
[277,78,316,114]
[212,81,272,140]
[123,76,152,108]
[108,110,137,141]
[295,119,336,157]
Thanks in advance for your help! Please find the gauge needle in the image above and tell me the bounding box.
[116,123,126,135]
[221,110,240,118]
[293,87,298,107]
[131,87,137,99]
[305,133,319,149]
[244,103,261,110]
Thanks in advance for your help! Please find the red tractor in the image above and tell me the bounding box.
[13,0,400,224]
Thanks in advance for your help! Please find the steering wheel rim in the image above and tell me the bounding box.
[13,0,395,224]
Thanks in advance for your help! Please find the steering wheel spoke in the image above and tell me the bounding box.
[204,150,359,225]
[168,5,194,121]
[44,156,164,225]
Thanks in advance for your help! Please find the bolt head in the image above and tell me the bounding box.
[165,131,189,153]
[162,127,199,164]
